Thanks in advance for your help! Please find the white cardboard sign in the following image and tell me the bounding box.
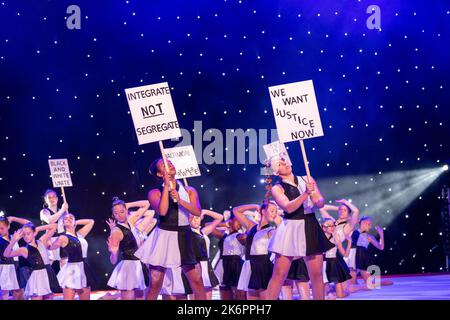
[164,145,201,179]
[268,80,324,143]
[125,82,182,145]
[263,141,292,174]
[48,159,73,187]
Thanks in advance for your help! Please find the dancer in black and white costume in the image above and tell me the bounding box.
[321,218,352,298]
[40,189,69,269]
[234,202,281,300]
[3,223,60,300]
[210,212,246,300]
[0,214,30,300]
[320,199,360,284]
[106,198,150,300]
[134,158,206,300]
[189,209,223,300]
[49,213,95,300]
[266,156,333,300]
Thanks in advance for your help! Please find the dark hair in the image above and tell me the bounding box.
[0,215,9,227]
[322,217,335,226]
[22,222,36,232]
[42,189,57,209]
[341,203,352,213]
[260,200,277,212]
[149,158,163,178]
[112,196,126,209]
[359,216,372,224]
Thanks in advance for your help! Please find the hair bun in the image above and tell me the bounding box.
[112,196,120,202]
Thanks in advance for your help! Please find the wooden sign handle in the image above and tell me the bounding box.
[299,140,311,183]
[60,187,67,203]
[183,178,189,187]
[159,140,177,202]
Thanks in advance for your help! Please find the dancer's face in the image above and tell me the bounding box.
[275,159,292,176]
[338,205,350,220]
[63,213,76,230]
[322,221,336,235]
[45,192,58,207]
[262,203,278,223]
[190,215,201,229]
[360,219,372,232]
[0,221,9,237]
[156,159,176,178]
[22,227,35,244]
[230,217,242,232]
[112,204,128,223]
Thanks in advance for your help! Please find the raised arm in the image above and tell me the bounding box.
[333,233,347,256]
[3,230,27,258]
[40,202,68,224]
[308,177,325,209]
[271,184,310,214]
[135,210,156,235]
[201,210,224,236]
[178,186,202,216]
[369,226,385,250]
[336,199,360,235]
[149,188,169,216]
[7,216,31,225]
[128,202,150,227]
[107,227,123,265]
[39,224,58,246]
[76,219,95,238]
[319,205,338,221]
[232,204,258,232]
[49,234,69,250]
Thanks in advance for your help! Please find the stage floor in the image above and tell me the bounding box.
[60,274,450,300]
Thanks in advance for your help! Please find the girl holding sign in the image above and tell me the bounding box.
[0,214,31,300]
[49,214,95,300]
[106,198,150,300]
[233,202,281,300]
[135,158,206,300]
[265,156,333,300]
[3,223,60,300]
[40,189,69,268]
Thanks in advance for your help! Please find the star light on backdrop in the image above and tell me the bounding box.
[0,0,449,287]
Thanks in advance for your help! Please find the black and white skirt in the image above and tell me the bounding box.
[0,263,20,291]
[161,266,192,296]
[248,255,273,291]
[199,260,219,288]
[134,225,197,268]
[220,255,244,288]
[17,265,32,289]
[83,259,98,288]
[107,260,147,291]
[325,254,352,284]
[25,266,60,297]
[355,247,372,271]
[57,261,87,289]
[287,258,310,282]
[269,215,334,258]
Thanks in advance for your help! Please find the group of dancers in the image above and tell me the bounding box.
[0,155,390,300]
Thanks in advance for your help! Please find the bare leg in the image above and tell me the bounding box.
[280,282,293,300]
[182,264,206,300]
[205,288,213,300]
[31,295,43,300]
[78,287,90,300]
[304,254,325,300]
[219,287,233,300]
[295,281,310,300]
[335,283,348,298]
[0,290,9,300]
[63,288,76,300]
[259,289,269,300]
[12,289,24,300]
[265,254,293,300]
[349,269,358,285]
[147,266,166,300]
[234,288,247,300]
[246,290,259,300]
[121,290,136,300]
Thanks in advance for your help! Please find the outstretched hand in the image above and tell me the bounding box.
[106,218,116,230]
[12,229,23,242]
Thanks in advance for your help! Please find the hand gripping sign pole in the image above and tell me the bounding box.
[268,80,324,183]
[125,82,182,202]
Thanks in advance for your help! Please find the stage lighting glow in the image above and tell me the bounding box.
[443,165,449,171]
[318,167,446,227]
